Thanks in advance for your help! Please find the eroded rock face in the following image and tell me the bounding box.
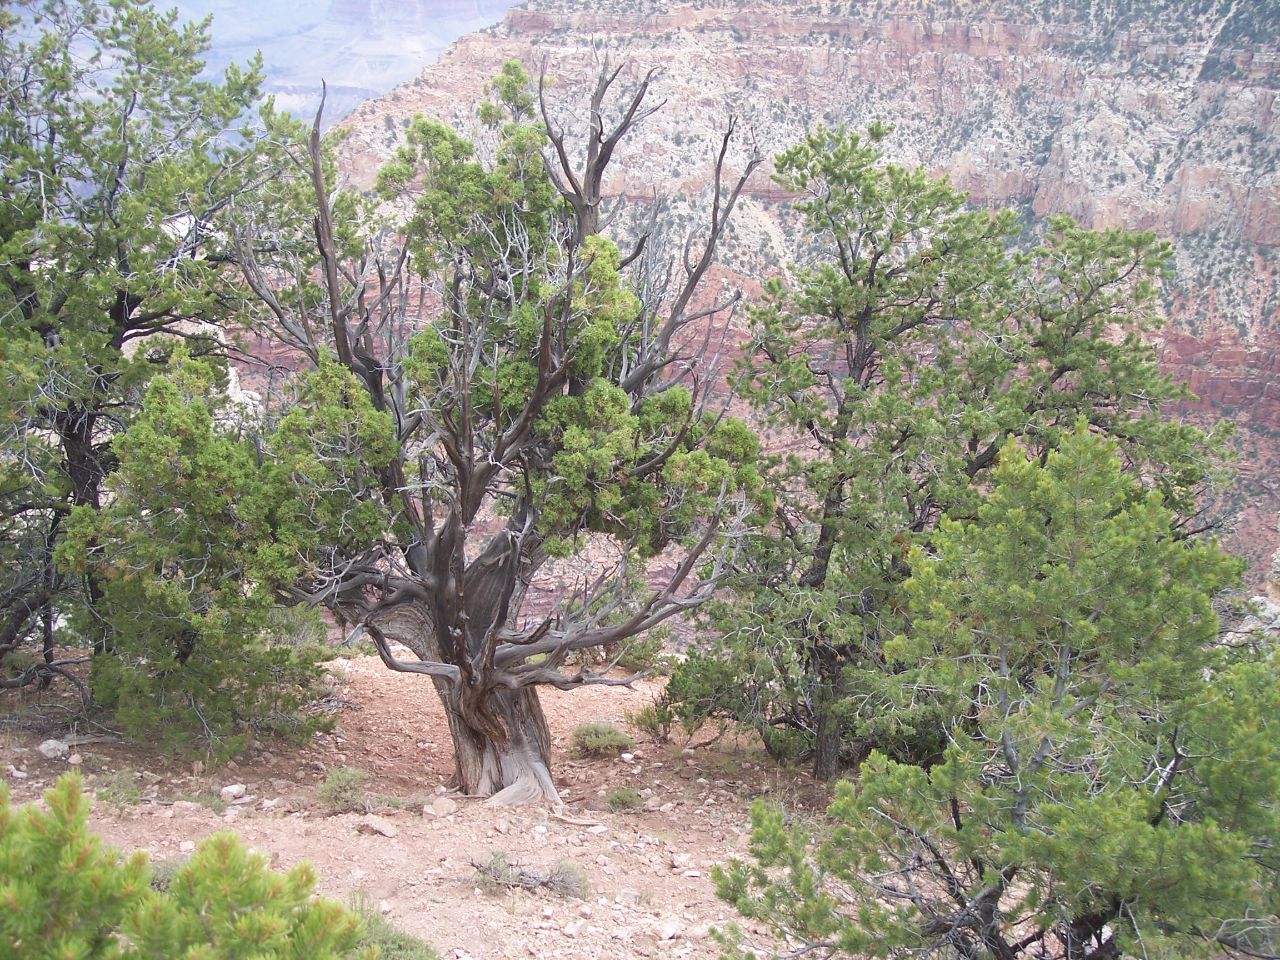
[333,0,1279,577]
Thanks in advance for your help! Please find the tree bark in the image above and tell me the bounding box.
[446,684,559,805]
[373,599,562,804]
[811,648,845,780]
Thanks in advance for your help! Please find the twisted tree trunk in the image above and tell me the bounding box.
[446,684,558,804]
[373,554,562,804]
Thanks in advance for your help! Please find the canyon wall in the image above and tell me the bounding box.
[338,0,1280,578]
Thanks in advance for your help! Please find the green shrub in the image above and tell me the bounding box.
[715,432,1279,960]
[57,362,332,761]
[148,855,188,892]
[569,722,633,758]
[319,766,369,813]
[606,629,672,675]
[0,773,374,959]
[474,850,589,899]
[625,700,674,743]
[172,789,228,814]
[350,894,438,959]
[546,860,590,899]
[95,770,142,809]
[606,787,644,812]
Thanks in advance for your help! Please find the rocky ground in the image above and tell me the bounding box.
[1,654,830,960]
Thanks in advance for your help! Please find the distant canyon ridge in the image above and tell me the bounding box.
[221,0,1280,580]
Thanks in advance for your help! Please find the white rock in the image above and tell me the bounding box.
[563,919,586,937]
[356,815,399,838]
[179,840,196,853]
[620,752,635,763]
[426,796,458,818]
[66,753,82,766]
[6,765,28,780]
[37,739,69,760]
[219,783,247,801]
[657,920,682,941]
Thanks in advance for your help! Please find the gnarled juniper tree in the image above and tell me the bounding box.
[104,61,765,801]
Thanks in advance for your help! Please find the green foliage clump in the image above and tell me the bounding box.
[671,124,1232,779]
[0,0,300,698]
[94,771,143,810]
[350,894,438,960]
[0,773,375,959]
[605,787,644,812]
[58,360,329,758]
[625,700,674,743]
[569,722,634,758]
[474,850,589,900]
[715,430,1279,960]
[318,767,370,814]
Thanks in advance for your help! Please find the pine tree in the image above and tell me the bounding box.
[715,428,1278,960]
[667,125,1228,778]
[0,0,318,741]
[0,773,375,959]
[138,60,768,802]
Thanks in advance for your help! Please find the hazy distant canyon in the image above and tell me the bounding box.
[173,0,517,119]
[190,0,1280,579]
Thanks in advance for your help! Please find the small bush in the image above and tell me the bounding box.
[474,850,589,900]
[350,893,438,960]
[570,722,633,758]
[148,855,188,892]
[319,766,368,813]
[95,770,142,808]
[625,699,674,743]
[607,630,672,675]
[0,773,375,959]
[606,787,644,812]
[474,849,522,894]
[546,860,590,899]
[172,789,228,814]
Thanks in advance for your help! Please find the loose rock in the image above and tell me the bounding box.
[356,815,399,838]
[219,783,246,801]
[427,796,458,818]
[656,920,681,941]
[36,739,68,760]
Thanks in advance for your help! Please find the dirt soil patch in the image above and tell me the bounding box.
[2,654,832,960]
